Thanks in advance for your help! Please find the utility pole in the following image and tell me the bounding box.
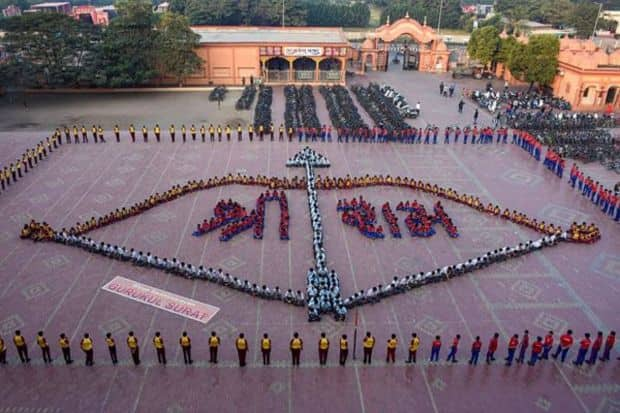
[437,0,444,34]
[282,0,285,27]
[592,2,603,39]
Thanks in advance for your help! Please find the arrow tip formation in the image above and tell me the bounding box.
[286,146,331,168]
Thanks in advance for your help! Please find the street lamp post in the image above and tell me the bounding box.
[437,0,444,34]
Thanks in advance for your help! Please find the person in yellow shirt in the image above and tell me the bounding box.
[153,332,166,365]
[0,335,6,364]
[13,330,30,363]
[73,125,79,143]
[258,124,264,141]
[208,124,215,141]
[114,124,120,142]
[248,124,254,141]
[181,124,187,142]
[237,123,242,141]
[80,333,94,366]
[154,124,161,142]
[190,124,197,141]
[180,331,192,365]
[129,124,136,143]
[260,333,271,365]
[236,333,248,367]
[142,125,148,143]
[169,124,175,143]
[386,334,398,363]
[200,124,206,142]
[97,125,105,142]
[217,124,222,141]
[105,332,117,364]
[279,123,284,141]
[209,331,220,363]
[407,333,420,364]
[127,331,140,365]
[339,334,348,366]
[81,125,88,143]
[290,332,303,366]
[363,331,375,365]
[318,332,330,366]
[91,124,98,142]
[58,333,73,364]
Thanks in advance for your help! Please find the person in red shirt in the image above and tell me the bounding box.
[505,334,519,366]
[446,334,461,363]
[542,331,554,360]
[430,336,441,362]
[551,329,573,363]
[486,332,500,364]
[573,333,591,366]
[516,330,529,364]
[600,331,616,361]
[587,331,604,365]
[469,336,482,365]
[528,336,544,366]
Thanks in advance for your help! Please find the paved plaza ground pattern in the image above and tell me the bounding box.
[0,70,618,413]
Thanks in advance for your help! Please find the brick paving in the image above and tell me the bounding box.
[0,68,618,413]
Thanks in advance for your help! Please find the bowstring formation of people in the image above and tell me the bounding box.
[2,329,617,369]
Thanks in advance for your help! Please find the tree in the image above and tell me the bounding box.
[380,0,463,30]
[507,34,559,87]
[568,0,599,38]
[0,13,98,87]
[467,26,500,68]
[94,0,158,87]
[185,0,239,25]
[156,12,203,85]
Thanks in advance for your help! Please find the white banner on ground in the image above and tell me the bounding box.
[102,276,219,324]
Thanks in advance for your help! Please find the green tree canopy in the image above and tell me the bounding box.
[380,0,463,30]
[0,13,98,87]
[507,34,559,87]
[156,12,203,84]
[93,0,158,87]
[467,26,500,67]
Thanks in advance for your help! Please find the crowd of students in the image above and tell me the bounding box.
[20,168,601,246]
[0,134,61,194]
[3,328,615,368]
[343,231,566,308]
[337,197,385,239]
[292,148,347,321]
[568,164,620,222]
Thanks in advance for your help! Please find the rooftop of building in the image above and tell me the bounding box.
[31,2,70,7]
[191,26,349,45]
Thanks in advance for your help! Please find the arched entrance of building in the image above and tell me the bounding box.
[319,58,342,81]
[581,85,597,106]
[605,86,618,105]
[293,57,316,81]
[360,15,450,73]
[265,57,290,83]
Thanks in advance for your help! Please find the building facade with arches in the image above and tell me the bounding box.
[174,26,350,86]
[498,37,620,112]
[550,38,620,111]
[356,15,450,73]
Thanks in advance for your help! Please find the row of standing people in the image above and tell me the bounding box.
[3,329,616,368]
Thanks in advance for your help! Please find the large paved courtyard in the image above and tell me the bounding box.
[0,69,618,413]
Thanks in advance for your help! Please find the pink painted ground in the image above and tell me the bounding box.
[0,71,619,413]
